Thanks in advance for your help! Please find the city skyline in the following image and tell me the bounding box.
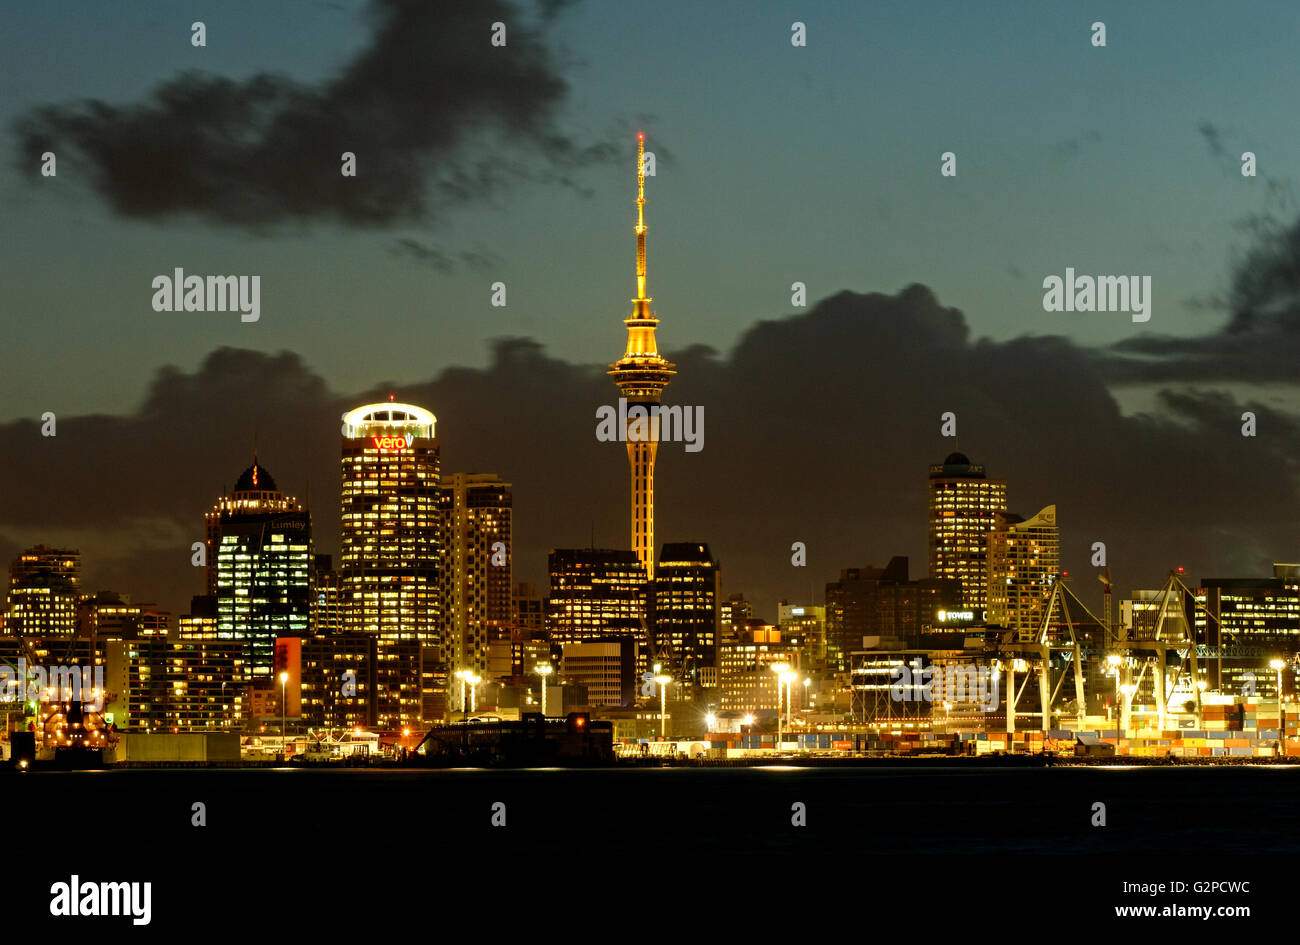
[8,1,1300,926]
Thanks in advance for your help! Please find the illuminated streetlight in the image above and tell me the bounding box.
[467,673,482,713]
[454,669,469,714]
[654,673,672,738]
[1272,659,1287,755]
[536,662,553,717]
[279,670,289,761]
[780,669,798,736]
[770,663,791,748]
[705,712,716,732]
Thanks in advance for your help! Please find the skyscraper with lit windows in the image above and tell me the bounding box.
[986,505,1060,640]
[547,549,649,676]
[206,460,312,678]
[653,542,720,687]
[927,452,1007,618]
[440,473,512,702]
[339,401,442,726]
[4,545,80,637]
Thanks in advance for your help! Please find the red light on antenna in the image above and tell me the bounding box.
[637,132,645,140]
[1061,570,1069,577]
[1177,566,1184,573]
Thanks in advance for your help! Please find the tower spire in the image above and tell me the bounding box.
[635,132,648,308]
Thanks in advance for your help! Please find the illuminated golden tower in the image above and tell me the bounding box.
[609,133,675,580]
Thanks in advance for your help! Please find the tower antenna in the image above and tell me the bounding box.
[635,132,647,303]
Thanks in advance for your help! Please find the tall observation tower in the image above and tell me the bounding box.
[609,133,675,580]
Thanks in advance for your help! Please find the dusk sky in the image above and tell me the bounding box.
[4,0,1300,618]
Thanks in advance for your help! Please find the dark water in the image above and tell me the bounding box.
[13,765,1291,930]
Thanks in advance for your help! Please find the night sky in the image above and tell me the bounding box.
[3,0,1300,619]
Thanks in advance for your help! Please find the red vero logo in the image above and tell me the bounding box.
[372,434,413,450]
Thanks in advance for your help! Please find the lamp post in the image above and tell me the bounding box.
[279,670,289,761]
[780,669,798,739]
[654,673,672,738]
[460,670,475,712]
[802,677,811,711]
[536,662,553,717]
[1271,659,1286,756]
[467,673,481,713]
[770,663,790,748]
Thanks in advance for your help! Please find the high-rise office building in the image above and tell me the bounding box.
[653,542,720,687]
[5,545,80,637]
[440,473,512,694]
[206,460,312,679]
[547,549,649,675]
[608,134,676,580]
[986,505,1060,640]
[339,401,442,726]
[928,452,1008,617]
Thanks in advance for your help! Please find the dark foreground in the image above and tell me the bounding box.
[12,764,1290,932]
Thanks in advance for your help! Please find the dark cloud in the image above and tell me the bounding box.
[1099,213,1300,383]
[2,286,1296,620]
[13,0,615,229]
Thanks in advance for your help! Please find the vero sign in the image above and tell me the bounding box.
[372,433,414,450]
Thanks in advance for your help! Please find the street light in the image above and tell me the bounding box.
[1271,659,1286,755]
[705,712,716,732]
[770,663,790,748]
[802,677,811,711]
[536,662,553,717]
[780,669,798,737]
[653,673,672,738]
[279,670,289,761]
[454,669,469,714]
[467,673,482,713]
